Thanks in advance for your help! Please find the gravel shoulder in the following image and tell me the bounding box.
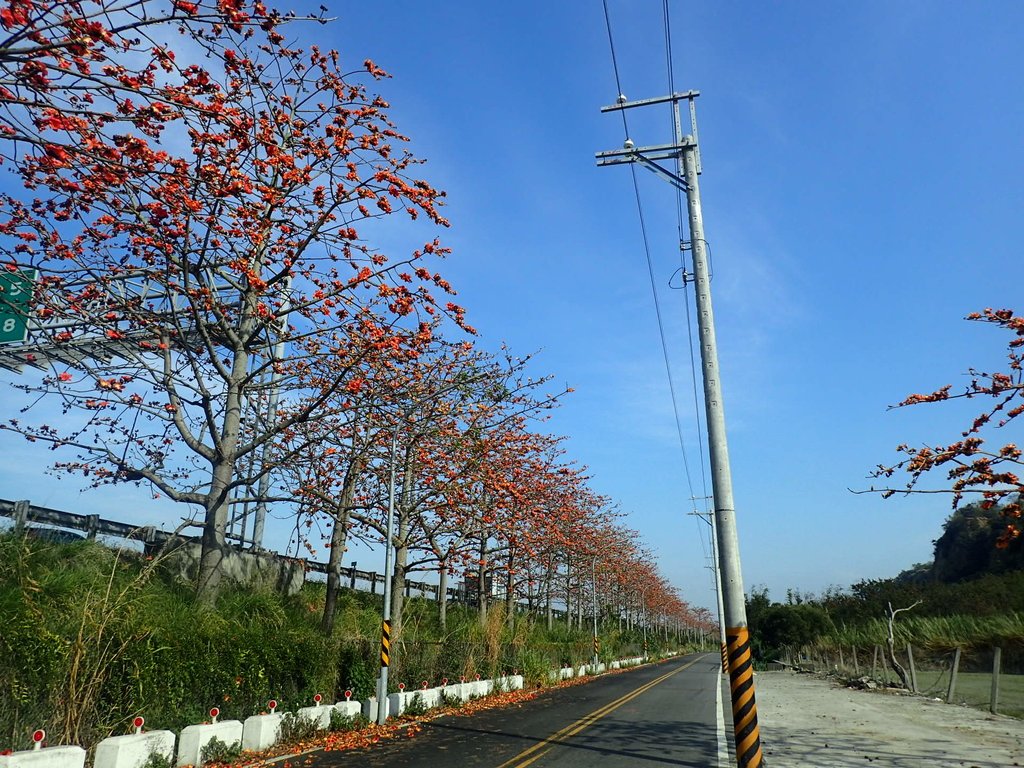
[754,670,1024,767]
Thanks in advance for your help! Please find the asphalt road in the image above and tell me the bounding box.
[310,654,727,768]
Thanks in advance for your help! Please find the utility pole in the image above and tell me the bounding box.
[597,91,763,768]
[641,589,648,661]
[591,555,600,669]
[689,506,728,670]
[375,428,399,724]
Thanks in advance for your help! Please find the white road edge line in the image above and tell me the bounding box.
[716,667,729,768]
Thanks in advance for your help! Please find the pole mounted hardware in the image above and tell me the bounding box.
[596,88,763,768]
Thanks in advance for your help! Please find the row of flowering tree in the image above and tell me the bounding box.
[278,326,707,669]
[0,0,703,648]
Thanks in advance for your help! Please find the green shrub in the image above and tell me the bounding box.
[277,712,321,746]
[0,532,670,753]
[139,747,174,768]
[199,736,241,764]
[327,709,365,732]
[402,691,429,717]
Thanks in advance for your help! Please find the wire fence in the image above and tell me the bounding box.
[792,643,1024,719]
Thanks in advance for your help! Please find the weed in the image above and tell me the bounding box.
[277,712,322,745]
[328,709,365,732]
[139,746,173,768]
[439,688,462,708]
[199,736,241,765]
[403,691,429,717]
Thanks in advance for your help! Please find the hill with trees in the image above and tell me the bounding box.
[747,500,1024,663]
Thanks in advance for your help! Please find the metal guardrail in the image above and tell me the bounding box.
[0,497,448,599]
[0,498,577,617]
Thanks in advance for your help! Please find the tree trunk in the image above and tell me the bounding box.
[477,534,489,627]
[388,458,415,674]
[196,454,236,602]
[886,600,921,690]
[321,457,363,634]
[195,327,252,603]
[321,513,348,635]
[505,567,515,629]
[196,494,228,602]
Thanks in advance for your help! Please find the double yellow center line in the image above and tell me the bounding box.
[496,656,704,768]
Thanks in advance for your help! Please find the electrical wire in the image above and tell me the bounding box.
[661,2,712,519]
[601,0,699,508]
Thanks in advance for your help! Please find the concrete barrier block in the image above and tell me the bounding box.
[576,665,588,677]
[295,705,332,730]
[241,713,282,752]
[176,721,242,767]
[548,666,574,681]
[441,683,468,704]
[95,731,175,768]
[501,676,521,690]
[361,697,380,722]
[386,691,409,717]
[332,701,361,720]
[0,747,86,768]
[415,689,441,709]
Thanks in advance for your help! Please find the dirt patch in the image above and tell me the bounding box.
[755,670,1024,767]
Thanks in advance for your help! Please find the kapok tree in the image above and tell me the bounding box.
[279,316,437,633]
[359,349,564,655]
[0,1,461,600]
[871,309,1024,548]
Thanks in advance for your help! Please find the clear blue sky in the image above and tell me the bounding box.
[2,1,1023,614]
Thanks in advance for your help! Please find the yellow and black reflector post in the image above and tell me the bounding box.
[727,626,762,767]
[380,619,391,668]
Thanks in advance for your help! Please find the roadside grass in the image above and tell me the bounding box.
[0,533,687,752]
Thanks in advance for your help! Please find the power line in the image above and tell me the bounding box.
[600,0,698,506]
[661,1,711,515]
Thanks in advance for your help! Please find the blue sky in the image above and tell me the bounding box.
[2,1,1023,614]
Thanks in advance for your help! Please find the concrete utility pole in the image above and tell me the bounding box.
[689,507,728,669]
[591,555,600,669]
[376,428,399,724]
[597,91,763,768]
[640,589,649,661]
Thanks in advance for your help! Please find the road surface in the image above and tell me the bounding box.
[311,654,728,767]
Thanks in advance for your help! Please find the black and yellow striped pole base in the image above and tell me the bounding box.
[727,626,763,767]
[721,642,729,673]
[380,619,391,667]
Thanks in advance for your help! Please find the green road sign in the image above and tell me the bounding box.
[0,268,37,344]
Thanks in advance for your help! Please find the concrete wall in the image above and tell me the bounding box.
[158,543,305,596]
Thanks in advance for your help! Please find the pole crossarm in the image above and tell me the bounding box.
[595,139,695,164]
[595,140,695,192]
[599,90,701,113]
